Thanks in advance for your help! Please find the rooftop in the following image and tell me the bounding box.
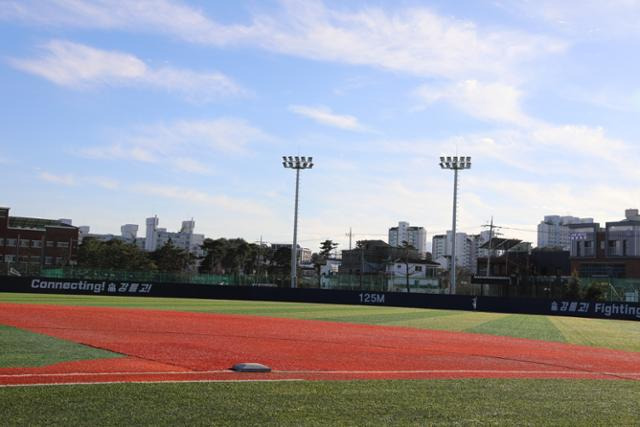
[9,216,77,230]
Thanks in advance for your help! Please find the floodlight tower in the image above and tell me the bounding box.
[439,156,471,294]
[282,156,314,288]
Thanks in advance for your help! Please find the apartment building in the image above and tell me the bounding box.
[388,221,427,255]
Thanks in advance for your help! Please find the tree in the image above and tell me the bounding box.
[221,239,253,274]
[269,246,291,281]
[150,241,195,272]
[254,244,273,282]
[583,282,607,301]
[77,239,156,271]
[242,243,262,275]
[563,271,581,299]
[200,238,263,276]
[401,241,416,293]
[319,240,338,259]
[200,238,227,274]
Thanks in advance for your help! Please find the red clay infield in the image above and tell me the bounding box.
[1,303,639,386]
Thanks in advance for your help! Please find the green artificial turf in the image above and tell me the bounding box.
[1,293,640,425]
[2,292,640,352]
[1,379,639,426]
[467,313,567,342]
[0,324,121,368]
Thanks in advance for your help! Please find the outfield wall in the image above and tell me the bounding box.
[1,275,639,321]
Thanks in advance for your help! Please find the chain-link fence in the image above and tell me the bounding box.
[465,276,640,302]
[2,262,640,302]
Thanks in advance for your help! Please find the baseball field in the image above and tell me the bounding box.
[1,292,639,425]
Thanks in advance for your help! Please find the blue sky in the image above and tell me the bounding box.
[2,0,640,251]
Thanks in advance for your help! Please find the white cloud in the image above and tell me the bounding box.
[289,105,368,132]
[39,171,75,186]
[87,176,120,190]
[172,157,212,175]
[391,122,638,180]
[10,40,146,86]
[507,0,640,39]
[81,144,158,163]
[415,80,532,126]
[2,1,566,80]
[38,171,124,190]
[80,117,271,168]
[9,40,245,100]
[133,183,272,215]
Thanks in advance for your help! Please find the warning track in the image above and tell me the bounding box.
[1,303,639,386]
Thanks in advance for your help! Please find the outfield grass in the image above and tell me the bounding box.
[1,379,639,426]
[2,292,640,352]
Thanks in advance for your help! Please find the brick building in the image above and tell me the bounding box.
[0,207,79,269]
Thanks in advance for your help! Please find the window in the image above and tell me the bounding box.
[56,257,65,265]
[46,240,54,247]
[6,238,17,247]
[20,239,30,248]
[0,238,4,246]
[32,240,42,248]
[4,255,15,263]
[45,256,54,265]
[57,241,69,248]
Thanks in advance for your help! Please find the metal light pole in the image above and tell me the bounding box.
[439,156,471,294]
[282,156,313,288]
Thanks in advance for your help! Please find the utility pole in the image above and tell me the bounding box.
[345,227,353,250]
[482,220,504,276]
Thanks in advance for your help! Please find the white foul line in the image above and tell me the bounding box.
[1,369,639,380]
[0,379,305,388]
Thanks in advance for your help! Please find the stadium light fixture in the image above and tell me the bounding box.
[282,155,314,288]
[439,155,472,294]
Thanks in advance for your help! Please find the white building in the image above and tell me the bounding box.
[388,221,427,255]
[120,224,138,241]
[79,217,202,256]
[145,216,159,252]
[537,215,593,250]
[432,234,447,261]
[146,217,205,258]
[386,261,441,293]
[431,231,474,271]
[319,258,341,288]
[78,225,132,244]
